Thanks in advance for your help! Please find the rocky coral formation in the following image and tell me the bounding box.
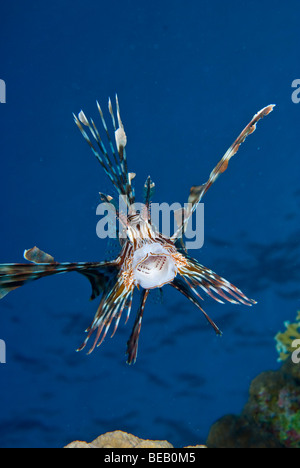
[207,358,300,448]
[65,430,206,449]
[65,338,300,449]
[206,414,282,448]
[275,311,300,361]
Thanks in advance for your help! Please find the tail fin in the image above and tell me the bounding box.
[0,246,118,301]
[73,95,135,207]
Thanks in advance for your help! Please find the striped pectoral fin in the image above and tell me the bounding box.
[0,246,56,299]
[78,266,119,301]
[0,246,119,300]
[172,104,275,241]
[189,105,275,207]
[179,256,256,308]
[0,284,20,300]
[77,277,134,355]
[171,276,222,335]
[0,263,61,299]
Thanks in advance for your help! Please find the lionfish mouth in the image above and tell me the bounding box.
[132,243,177,289]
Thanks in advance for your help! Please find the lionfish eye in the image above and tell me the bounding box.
[132,243,177,289]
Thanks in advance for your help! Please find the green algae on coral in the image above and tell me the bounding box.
[275,311,300,361]
[206,360,300,448]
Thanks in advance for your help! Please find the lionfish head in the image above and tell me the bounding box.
[124,209,184,290]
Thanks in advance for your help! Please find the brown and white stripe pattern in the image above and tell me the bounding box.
[172,104,275,241]
[73,95,135,207]
[0,100,275,363]
[0,247,119,301]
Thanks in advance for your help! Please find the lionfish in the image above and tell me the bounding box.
[0,97,274,363]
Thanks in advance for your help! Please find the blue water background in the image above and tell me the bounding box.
[0,0,299,447]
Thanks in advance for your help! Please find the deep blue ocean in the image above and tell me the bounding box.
[0,0,300,448]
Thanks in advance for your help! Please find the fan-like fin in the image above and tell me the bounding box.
[179,254,256,307]
[77,273,134,354]
[0,248,118,301]
[171,276,222,335]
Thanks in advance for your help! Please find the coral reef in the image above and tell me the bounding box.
[206,414,282,448]
[65,430,206,449]
[207,358,300,448]
[65,316,300,449]
[275,311,300,361]
[66,356,300,449]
